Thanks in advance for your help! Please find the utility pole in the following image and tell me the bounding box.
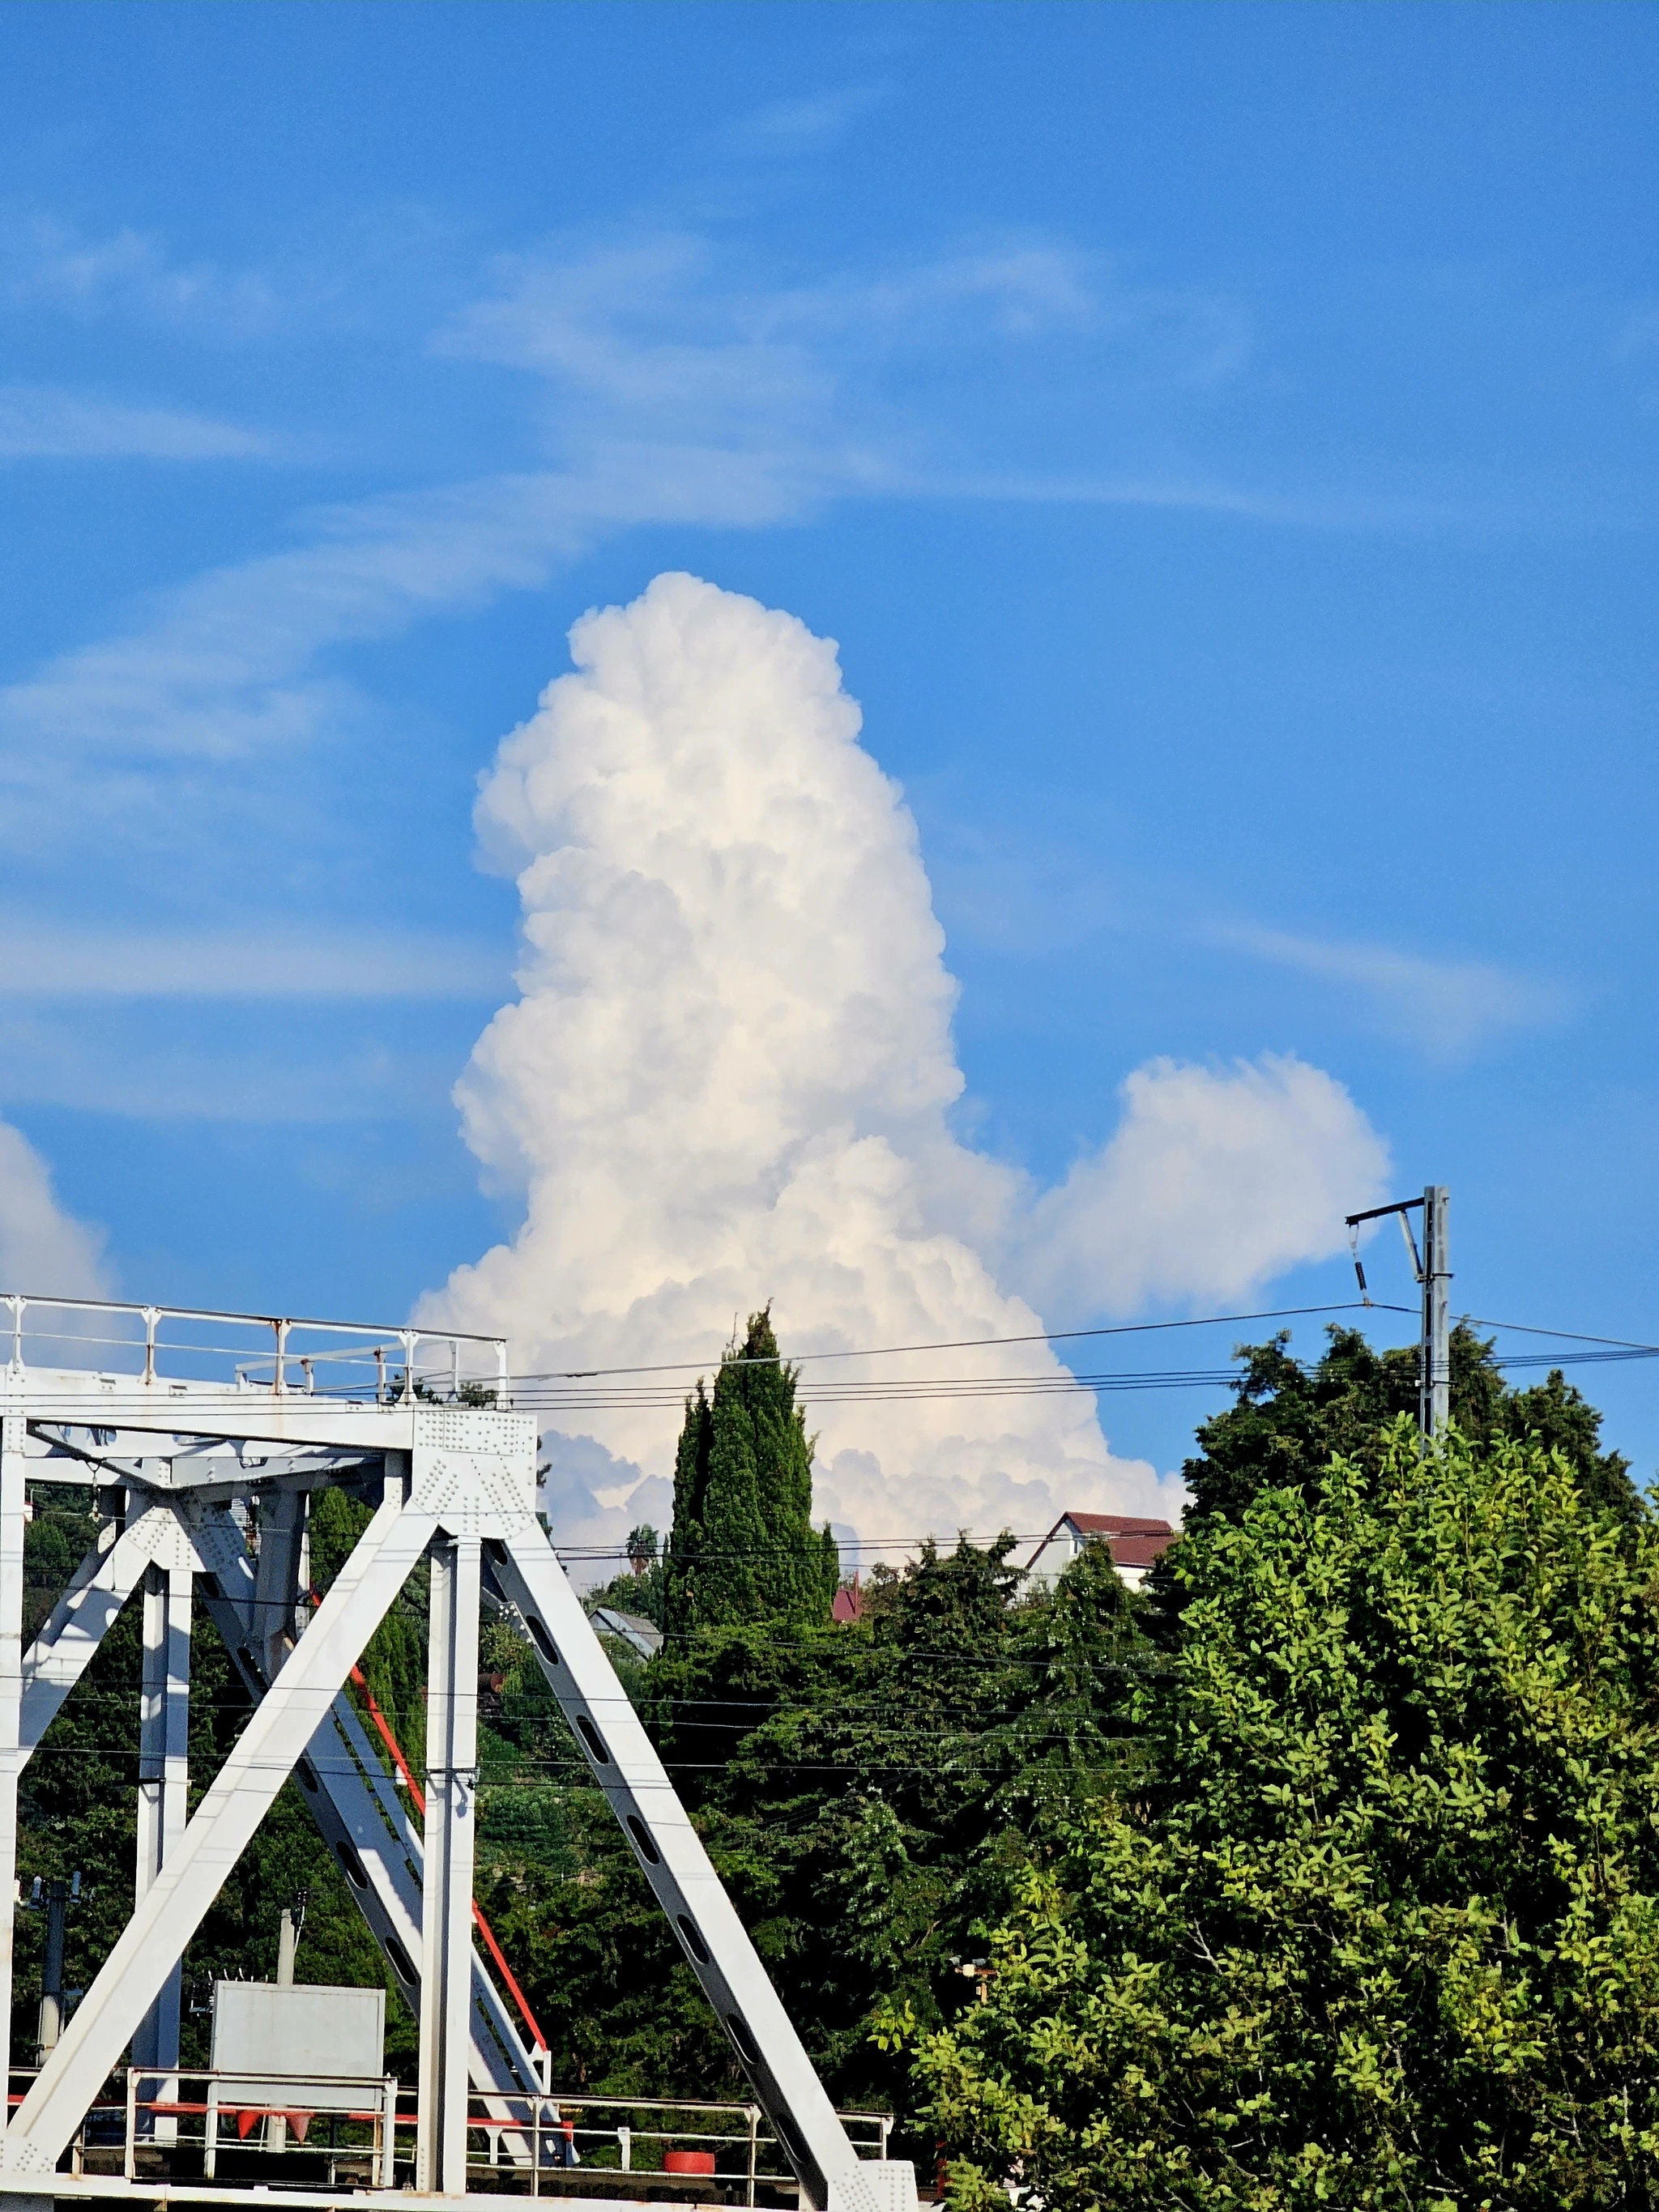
[1345,1183,1452,1441]
[1419,1186,1451,1438]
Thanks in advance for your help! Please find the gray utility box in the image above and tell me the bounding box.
[211,1982,386,2108]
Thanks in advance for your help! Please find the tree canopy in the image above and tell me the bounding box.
[1177,1321,1636,1529]
[907,1421,1659,2211]
[661,1306,840,1636]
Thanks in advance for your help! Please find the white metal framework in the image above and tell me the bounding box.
[0,1294,916,2212]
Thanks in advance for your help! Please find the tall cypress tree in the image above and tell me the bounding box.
[663,1307,840,1637]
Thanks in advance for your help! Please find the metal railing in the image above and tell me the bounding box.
[7,2066,396,2187]
[1,1290,508,1404]
[454,2090,893,2203]
[6,2071,894,2201]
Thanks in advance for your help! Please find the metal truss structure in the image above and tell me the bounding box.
[0,1296,916,2212]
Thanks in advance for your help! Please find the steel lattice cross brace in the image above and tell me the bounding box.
[0,1298,917,2212]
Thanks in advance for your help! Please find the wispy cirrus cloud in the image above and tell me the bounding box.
[0,228,1245,865]
[440,228,1243,455]
[0,924,506,999]
[0,212,285,335]
[1218,922,1570,1059]
[721,81,895,155]
[0,382,275,461]
[0,1005,459,1123]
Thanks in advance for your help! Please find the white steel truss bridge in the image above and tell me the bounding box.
[0,1294,916,2212]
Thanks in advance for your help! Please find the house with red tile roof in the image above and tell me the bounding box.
[1023,1509,1178,1592]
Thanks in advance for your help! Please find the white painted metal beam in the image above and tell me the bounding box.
[19,1519,147,1754]
[418,1536,481,2195]
[4,1490,437,2172]
[131,1563,191,2085]
[0,1415,27,2108]
[489,1527,873,2212]
[192,1508,545,2114]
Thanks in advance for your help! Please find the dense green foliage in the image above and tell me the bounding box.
[473,1531,1152,2124]
[907,1422,1659,2211]
[662,1308,840,1636]
[1179,1321,1636,1530]
[17,1311,1659,2212]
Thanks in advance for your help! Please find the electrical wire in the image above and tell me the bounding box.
[510,1301,1413,1383]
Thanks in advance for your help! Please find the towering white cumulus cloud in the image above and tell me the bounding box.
[424,574,1387,1560]
[0,1118,110,1296]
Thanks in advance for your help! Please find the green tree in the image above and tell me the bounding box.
[1178,1322,1636,1530]
[585,1524,667,1630]
[906,1423,1659,2211]
[467,1530,1154,2128]
[1144,1323,1639,1649]
[663,1308,839,1636]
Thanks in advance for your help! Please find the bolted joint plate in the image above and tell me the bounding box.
[126,1500,234,1577]
[830,2163,921,2212]
[410,1405,538,1536]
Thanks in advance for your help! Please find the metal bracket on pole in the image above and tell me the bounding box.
[1345,1185,1452,1441]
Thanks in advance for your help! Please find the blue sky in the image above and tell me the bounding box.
[2,0,1657,1501]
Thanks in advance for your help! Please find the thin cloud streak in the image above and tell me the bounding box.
[0,1010,462,1123]
[1220,923,1571,1059]
[0,384,276,461]
[0,927,508,999]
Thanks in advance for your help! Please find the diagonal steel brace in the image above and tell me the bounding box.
[5,1490,437,2172]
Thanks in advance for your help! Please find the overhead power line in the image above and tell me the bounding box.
[511,1300,1415,1383]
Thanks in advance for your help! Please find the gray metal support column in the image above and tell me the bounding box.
[418,1535,481,2196]
[1421,1183,1452,1438]
[132,1563,191,2083]
[35,1879,68,2064]
[253,1486,308,1684]
[0,1414,27,2117]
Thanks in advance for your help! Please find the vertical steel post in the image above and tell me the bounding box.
[36,1879,69,2063]
[1420,1185,1452,1438]
[132,1562,191,2107]
[418,1534,481,2195]
[0,1413,28,2120]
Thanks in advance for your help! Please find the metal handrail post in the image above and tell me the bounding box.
[748,2103,759,2208]
[381,2076,399,2189]
[124,2069,138,2179]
